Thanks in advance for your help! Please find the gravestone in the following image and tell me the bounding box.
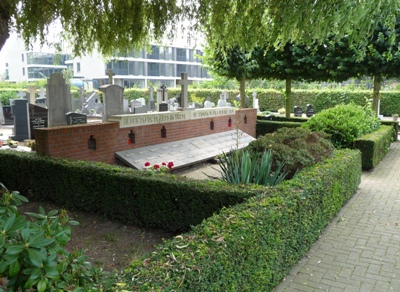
[252,92,260,112]
[148,86,156,111]
[18,91,25,99]
[2,106,13,124]
[157,84,168,111]
[99,84,124,122]
[29,104,48,139]
[204,96,215,108]
[159,103,168,112]
[123,99,130,114]
[176,73,193,109]
[306,104,315,117]
[294,106,303,117]
[107,69,115,84]
[27,86,37,104]
[0,100,4,124]
[11,99,30,141]
[66,112,87,125]
[82,92,102,115]
[194,103,202,109]
[131,99,148,114]
[47,73,71,127]
[35,87,47,107]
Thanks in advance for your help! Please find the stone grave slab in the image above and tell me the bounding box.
[115,130,256,170]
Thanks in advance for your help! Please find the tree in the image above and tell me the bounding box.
[203,46,260,108]
[1,1,399,57]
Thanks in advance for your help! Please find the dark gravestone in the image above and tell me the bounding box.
[3,106,14,124]
[159,103,168,112]
[294,106,303,117]
[306,104,315,117]
[11,99,30,141]
[29,104,48,139]
[66,112,87,125]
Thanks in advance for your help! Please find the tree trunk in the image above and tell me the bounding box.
[0,2,10,52]
[285,76,291,118]
[372,74,381,115]
[239,77,246,108]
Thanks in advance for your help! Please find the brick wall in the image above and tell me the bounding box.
[35,108,257,164]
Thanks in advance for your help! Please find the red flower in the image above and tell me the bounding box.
[128,139,131,144]
[154,164,160,169]
[144,162,151,167]
[167,161,174,169]
[162,162,167,166]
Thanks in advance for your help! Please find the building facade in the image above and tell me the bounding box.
[5,40,211,89]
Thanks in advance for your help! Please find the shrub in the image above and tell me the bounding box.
[217,149,287,186]
[247,127,334,178]
[0,183,104,291]
[302,103,380,149]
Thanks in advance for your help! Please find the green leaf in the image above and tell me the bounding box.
[30,237,55,249]
[8,260,20,276]
[37,279,47,292]
[3,213,16,233]
[5,245,24,255]
[27,248,44,267]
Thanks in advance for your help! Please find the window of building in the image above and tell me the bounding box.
[137,62,144,75]
[22,54,24,62]
[147,46,160,60]
[22,67,25,76]
[165,47,173,60]
[77,62,81,73]
[148,63,160,76]
[176,64,187,76]
[165,64,174,77]
[176,49,186,61]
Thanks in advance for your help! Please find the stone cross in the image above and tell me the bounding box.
[27,86,37,104]
[160,84,167,102]
[176,72,193,109]
[107,69,115,84]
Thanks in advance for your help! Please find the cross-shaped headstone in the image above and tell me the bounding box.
[160,84,167,102]
[176,73,193,109]
[107,69,115,84]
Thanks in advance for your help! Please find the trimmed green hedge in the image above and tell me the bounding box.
[0,151,264,233]
[104,149,361,291]
[353,125,394,170]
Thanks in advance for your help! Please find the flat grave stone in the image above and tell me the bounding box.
[115,130,256,170]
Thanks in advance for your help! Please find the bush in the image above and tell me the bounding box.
[246,127,334,178]
[302,103,380,149]
[106,149,361,291]
[0,183,103,291]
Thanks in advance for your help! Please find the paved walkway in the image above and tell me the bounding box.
[274,141,400,291]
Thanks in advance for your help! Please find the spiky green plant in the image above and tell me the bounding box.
[217,149,287,186]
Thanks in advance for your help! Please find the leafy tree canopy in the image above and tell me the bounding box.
[1,0,399,57]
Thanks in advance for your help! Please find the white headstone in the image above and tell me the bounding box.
[204,101,215,108]
[252,91,260,112]
[18,91,25,99]
[99,84,124,122]
[38,87,46,99]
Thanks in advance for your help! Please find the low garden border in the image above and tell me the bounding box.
[103,149,362,291]
[0,151,263,233]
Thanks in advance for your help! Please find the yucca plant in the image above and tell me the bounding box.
[217,149,287,186]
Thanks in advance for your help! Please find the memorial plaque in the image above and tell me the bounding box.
[29,104,48,139]
[66,112,87,125]
[159,103,168,112]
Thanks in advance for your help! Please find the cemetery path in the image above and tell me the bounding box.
[18,201,173,273]
[274,140,400,292]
